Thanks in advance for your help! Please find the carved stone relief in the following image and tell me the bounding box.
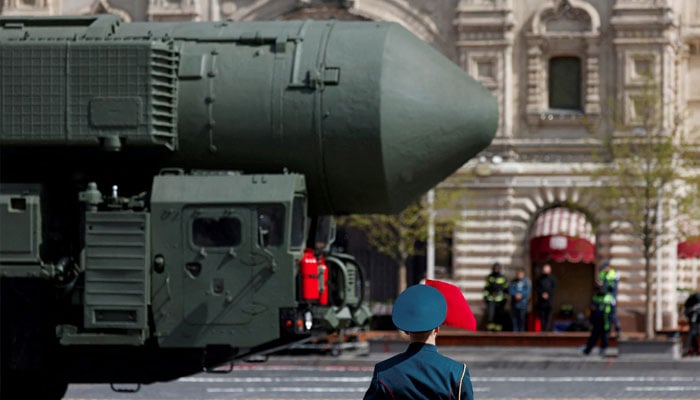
[525,0,601,127]
[2,0,53,15]
[84,0,132,22]
[148,0,200,21]
[612,1,678,131]
[219,0,444,51]
[540,2,591,33]
[455,0,514,137]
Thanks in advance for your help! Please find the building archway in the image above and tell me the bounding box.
[528,206,596,330]
[223,0,446,53]
[82,0,132,22]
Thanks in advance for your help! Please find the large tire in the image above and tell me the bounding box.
[0,369,68,400]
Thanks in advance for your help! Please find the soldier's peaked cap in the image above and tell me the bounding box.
[392,285,447,332]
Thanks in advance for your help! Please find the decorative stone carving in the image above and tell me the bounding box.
[611,0,679,131]
[539,2,592,33]
[222,0,443,52]
[83,0,132,22]
[2,0,54,15]
[222,0,296,21]
[349,0,442,48]
[455,0,514,137]
[148,0,200,21]
[525,0,601,127]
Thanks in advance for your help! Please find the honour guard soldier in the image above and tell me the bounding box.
[364,285,474,400]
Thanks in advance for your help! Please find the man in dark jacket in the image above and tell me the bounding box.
[535,263,557,331]
[508,267,531,332]
[483,262,508,331]
[683,292,700,356]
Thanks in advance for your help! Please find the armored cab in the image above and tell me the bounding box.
[0,15,497,399]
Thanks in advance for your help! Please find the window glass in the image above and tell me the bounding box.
[549,56,581,111]
[193,217,241,247]
[313,216,335,251]
[435,221,454,277]
[291,197,306,249]
[258,205,285,247]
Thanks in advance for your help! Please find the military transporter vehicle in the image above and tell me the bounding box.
[0,15,497,399]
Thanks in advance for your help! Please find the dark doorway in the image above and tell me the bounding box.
[532,261,595,330]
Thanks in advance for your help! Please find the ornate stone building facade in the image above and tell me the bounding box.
[4,0,700,332]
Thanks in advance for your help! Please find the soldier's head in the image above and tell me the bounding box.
[392,285,446,341]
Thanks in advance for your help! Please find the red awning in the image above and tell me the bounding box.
[678,237,700,259]
[530,235,595,263]
[529,208,596,263]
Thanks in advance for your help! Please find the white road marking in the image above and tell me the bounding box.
[205,387,492,393]
[180,376,371,383]
[473,376,700,383]
[220,364,373,372]
[207,387,366,393]
[625,386,700,392]
[182,375,700,384]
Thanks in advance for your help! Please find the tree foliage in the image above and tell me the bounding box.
[588,77,700,338]
[338,189,460,293]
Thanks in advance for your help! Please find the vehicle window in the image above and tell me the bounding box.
[291,196,306,249]
[258,205,285,247]
[192,217,242,247]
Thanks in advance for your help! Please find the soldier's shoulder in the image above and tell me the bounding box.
[374,352,409,372]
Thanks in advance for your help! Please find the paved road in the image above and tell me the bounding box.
[64,352,700,400]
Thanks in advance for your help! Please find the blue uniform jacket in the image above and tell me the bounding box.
[363,343,474,400]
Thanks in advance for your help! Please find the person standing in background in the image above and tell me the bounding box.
[483,262,508,331]
[508,267,531,332]
[683,292,700,357]
[535,264,557,331]
[598,260,621,337]
[583,285,615,356]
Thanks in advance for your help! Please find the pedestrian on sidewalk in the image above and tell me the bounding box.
[598,260,621,337]
[483,262,508,331]
[508,267,531,332]
[364,285,474,400]
[535,264,557,331]
[683,292,700,356]
[583,285,614,356]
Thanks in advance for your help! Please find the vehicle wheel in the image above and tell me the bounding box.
[0,369,68,400]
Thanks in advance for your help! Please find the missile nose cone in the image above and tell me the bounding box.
[378,26,497,212]
[322,23,497,214]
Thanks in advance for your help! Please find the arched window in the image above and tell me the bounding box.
[549,56,582,111]
[525,0,601,125]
